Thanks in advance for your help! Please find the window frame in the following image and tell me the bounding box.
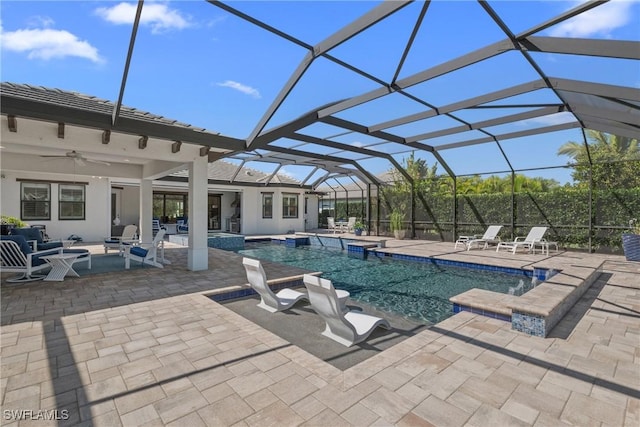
[59,183,86,220]
[20,182,51,221]
[262,193,273,219]
[282,193,299,219]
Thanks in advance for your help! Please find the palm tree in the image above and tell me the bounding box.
[558,130,639,161]
[558,130,639,188]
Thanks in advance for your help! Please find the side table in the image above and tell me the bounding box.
[41,253,82,281]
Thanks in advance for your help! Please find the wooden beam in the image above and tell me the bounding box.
[171,141,182,153]
[199,146,210,157]
[208,151,223,163]
[102,130,111,144]
[57,122,65,139]
[138,135,148,149]
[7,115,17,132]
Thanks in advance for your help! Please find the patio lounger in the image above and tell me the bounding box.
[303,274,390,347]
[496,226,548,254]
[242,257,309,312]
[455,225,502,250]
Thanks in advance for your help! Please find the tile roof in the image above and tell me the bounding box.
[1,82,216,134]
[170,160,301,185]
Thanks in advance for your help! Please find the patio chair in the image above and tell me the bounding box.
[303,274,390,347]
[327,217,341,234]
[346,217,356,233]
[123,229,166,269]
[496,226,548,254]
[455,225,503,250]
[177,218,188,234]
[10,227,63,251]
[103,224,138,254]
[242,257,308,312]
[152,219,164,236]
[1,235,91,282]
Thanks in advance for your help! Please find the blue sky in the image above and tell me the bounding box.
[1,0,639,185]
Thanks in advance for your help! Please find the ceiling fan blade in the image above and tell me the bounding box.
[40,155,68,158]
[86,159,111,166]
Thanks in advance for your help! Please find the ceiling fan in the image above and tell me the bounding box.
[40,150,111,166]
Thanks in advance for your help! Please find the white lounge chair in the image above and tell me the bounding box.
[123,229,166,269]
[303,274,390,347]
[103,224,138,254]
[496,226,548,254]
[243,257,309,312]
[455,225,502,250]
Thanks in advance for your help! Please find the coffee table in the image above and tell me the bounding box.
[41,253,82,281]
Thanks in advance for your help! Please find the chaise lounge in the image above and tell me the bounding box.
[455,225,503,250]
[496,226,549,254]
[303,274,390,347]
[242,257,308,312]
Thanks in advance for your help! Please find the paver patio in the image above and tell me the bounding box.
[1,239,639,426]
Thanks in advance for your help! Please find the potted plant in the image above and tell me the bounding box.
[353,221,366,236]
[622,218,640,262]
[390,208,405,240]
[1,215,27,235]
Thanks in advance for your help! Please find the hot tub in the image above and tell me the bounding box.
[207,233,244,250]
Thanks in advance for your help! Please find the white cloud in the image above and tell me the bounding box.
[548,0,635,38]
[1,27,103,63]
[217,80,261,99]
[95,2,191,34]
[351,141,365,147]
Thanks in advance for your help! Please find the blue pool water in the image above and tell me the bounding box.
[238,243,528,325]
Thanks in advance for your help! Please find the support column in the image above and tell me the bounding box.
[188,156,208,271]
[139,179,153,242]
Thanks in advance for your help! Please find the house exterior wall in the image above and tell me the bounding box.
[2,169,315,242]
[1,170,110,242]
[232,187,307,235]
[117,184,310,236]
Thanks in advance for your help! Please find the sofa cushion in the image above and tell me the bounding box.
[31,248,61,266]
[38,241,64,250]
[11,227,44,244]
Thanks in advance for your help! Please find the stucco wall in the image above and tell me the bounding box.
[240,188,309,235]
[1,171,110,242]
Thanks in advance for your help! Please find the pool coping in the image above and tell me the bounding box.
[371,246,605,337]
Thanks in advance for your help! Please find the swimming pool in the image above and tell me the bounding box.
[238,243,529,325]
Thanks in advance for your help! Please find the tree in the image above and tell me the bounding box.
[558,130,640,188]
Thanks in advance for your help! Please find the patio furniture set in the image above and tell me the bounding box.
[455,225,558,255]
[242,257,390,347]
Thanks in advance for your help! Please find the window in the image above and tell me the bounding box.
[21,182,50,220]
[282,193,298,218]
[59,184,85,220]
[262,193,273,218]
[153,192,187,223]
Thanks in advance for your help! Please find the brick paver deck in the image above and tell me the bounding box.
[1,239,638,426]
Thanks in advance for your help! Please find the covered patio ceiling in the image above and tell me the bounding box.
[1,0,638,189]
